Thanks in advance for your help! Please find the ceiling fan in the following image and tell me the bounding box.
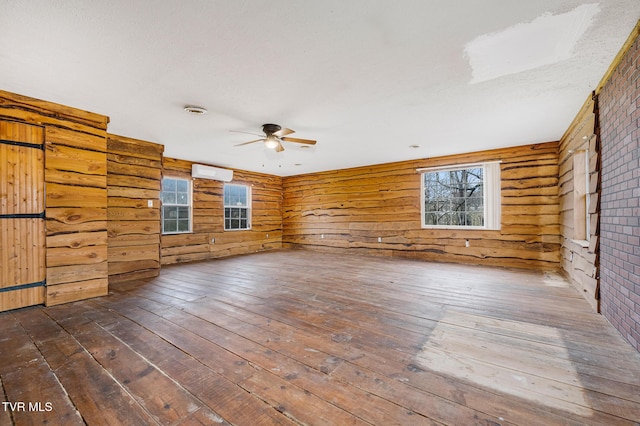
[233,124,316,152]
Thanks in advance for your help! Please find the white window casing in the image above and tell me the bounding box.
[419,161,501,230]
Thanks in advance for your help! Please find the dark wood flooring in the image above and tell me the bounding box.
[2,250,640,425]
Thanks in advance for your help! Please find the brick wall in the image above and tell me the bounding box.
[599,32,640,352]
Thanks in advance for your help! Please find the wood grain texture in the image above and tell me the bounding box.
[2,250,640,425]
[0,120,45,311]
[558,94,600,311]
[107,134,163,283]
[1,90,110,308]
[0,90,108,135]
[283,142,561,270]
[161,157,283,265]
[44,123,108,305]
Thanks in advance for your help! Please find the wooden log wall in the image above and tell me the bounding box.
[0,90,110,307]
[161,158,282,265]
[558,94,600,311]
[107,134,163,283]
[282,142,561,270]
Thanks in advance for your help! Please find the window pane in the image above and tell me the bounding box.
[224,184,248,207]
[162,178,176,192]
[177,179,188,192]
[162,192,176,204]
[177,219,189,232]
[177,192,188,204]
[163,220,177,233]
[163,206,176,219]
[178,206,189,218]
[422,165,489,229]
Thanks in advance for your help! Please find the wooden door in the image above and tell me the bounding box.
[0,120,46,311]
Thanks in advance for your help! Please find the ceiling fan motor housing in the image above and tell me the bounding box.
[262,123,281,135]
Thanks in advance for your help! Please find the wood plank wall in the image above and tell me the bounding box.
[282,142,561,270]
[107,134,163,283]
[0,120,46,311]
[0,90,110,306]
[161,158,282,265]
[558,95,600,311]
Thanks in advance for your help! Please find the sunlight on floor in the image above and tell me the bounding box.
[416,310,591,416]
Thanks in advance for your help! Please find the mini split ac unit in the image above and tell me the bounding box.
[191,164,233,182]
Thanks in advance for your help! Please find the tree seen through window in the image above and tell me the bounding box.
[423,167,484,227]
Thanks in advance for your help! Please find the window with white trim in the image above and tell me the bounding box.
[224,184,251,230]
[420,162,501,230]
[572,150,589,241]
[161,177,191,234]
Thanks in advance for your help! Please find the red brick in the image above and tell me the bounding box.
[600,32,640,353]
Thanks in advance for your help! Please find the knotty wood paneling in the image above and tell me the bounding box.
[107,134,163,283]
[283,142,561,270]
[0,89,109,307]
[161,158,282,265]
[558,94,600,311]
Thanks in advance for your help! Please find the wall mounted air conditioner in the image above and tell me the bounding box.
[191,164,233,182]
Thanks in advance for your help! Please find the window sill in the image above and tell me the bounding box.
[421,225,500,231]
[571,239,590,248]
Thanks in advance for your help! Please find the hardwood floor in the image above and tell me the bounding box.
[1,249,640,425]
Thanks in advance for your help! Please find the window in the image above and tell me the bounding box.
[420,162,501,230]
[572,150,589,241]
[224,184,251,230]
[161,177,191,234]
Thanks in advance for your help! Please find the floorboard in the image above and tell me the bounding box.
[1,249,640,425]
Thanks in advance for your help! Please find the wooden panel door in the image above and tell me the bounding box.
[0,120,46,311]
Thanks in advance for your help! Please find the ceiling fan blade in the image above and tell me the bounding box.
[275,141,285,152]
[281,137,316,145]
[273,127,295,137]
[230,130,264,137]
[234,138,265,146]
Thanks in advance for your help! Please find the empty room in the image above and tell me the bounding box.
[1,1,640,425]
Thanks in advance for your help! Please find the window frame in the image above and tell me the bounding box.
[419,161,501,230]
[223,183,252,231]
[572,149,590,243]
[160,176,192,235]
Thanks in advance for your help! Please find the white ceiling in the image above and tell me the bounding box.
[1,1,638,176]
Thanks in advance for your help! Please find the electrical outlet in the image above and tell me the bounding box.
[211,237,215,244]
[147,199,153,208]
[377,237,382,243]
[321,234,324,239]
[266,233,269,238]
[465,240,470,247]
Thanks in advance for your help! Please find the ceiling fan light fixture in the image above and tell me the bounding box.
[264,135,279,149]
